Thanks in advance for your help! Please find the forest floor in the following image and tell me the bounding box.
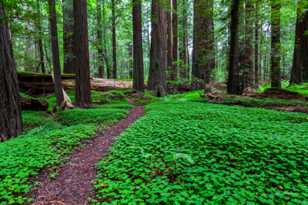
[0,84,307,204]
[31,105,144,205]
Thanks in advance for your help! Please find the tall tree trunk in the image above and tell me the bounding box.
[291,1,308,83]
[96,0,104,78]
[36,0,46,73]
[102,0,111,79]
[0,2,23,138]
[111,0,117,79]
[179,0,188,79]
[132,0,145,91]
[254,0,260,86]
[193,0,215,83]
[171,0,178,80]
[63,0,75,74]
[73,0,91,107]
[270,0,281,88]
[167,0,173,80]
[48,0,64,107]
[227,0,241,94]
[148,0,168,97]
[242,0,255,89]
[302,10,308,82]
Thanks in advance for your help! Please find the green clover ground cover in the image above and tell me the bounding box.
[0,92,132,205]
[93,99,308,204]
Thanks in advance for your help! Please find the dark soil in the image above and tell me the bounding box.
[31,106,144,205]
[258,88,306,100]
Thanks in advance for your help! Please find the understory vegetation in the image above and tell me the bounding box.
[93,94,308,204]
[0,90,132,205]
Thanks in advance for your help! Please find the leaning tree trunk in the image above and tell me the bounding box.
[0,2,23,138]
[227,0,241,94]
[73,0,91,107]
[148,0,168,97]
[111,0,117,79]
[192,0,215,83]
[63,0,75,74]
[96,0,104,78]
[270,0,281,88]
[48,0,64,107]
[132,0,145,91]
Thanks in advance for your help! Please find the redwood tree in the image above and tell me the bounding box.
[291,1,308,83]
[0,2,23,138]
[171,0,178,80]
[132,0,144,91]
[111,0,117,79]
[63,0,75,74]
[227,0,241,94]
[48,0,64,107]
[73,0,91,107]
[242,0,255,89]
[179,0,188,79]
[96,0,104,78]
[270,0,281,88]
[36,0,46,73]
[192,0,215,83]
[148,0,168,97]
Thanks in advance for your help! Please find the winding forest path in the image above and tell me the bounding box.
[31,105,144,205]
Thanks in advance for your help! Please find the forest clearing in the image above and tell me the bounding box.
[0,0,308,204]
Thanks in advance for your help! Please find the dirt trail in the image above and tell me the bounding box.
[31,106,144,205]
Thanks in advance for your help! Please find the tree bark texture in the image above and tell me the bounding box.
[270,0,281,88]
[192,0,215,83]
[148,0,168,97]
[48,0,65,107]
[96,0,104,78]
[73,0,91,107]
[63,0,75,74]
[227,0,241,94]
[0,2,23,138]
[111,0,117,79]
[132,0,145,91]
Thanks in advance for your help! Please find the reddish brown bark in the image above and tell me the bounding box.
[73,0,91,107]
[227,0,241,94]
[48,0,64,107]
[148,0,168,97]
[192,0,215,83]
[63,0,75,74]
[132,0,145,91]
[0,2,23,138]
[270,0,281,88]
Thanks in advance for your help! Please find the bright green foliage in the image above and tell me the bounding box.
[22,111,56,130]
[208,96,308,108]
[93,100,308,204]
[0,124,96,205]
[0,90,133,204]
[56,107,129,126]
[259,81,308,96]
